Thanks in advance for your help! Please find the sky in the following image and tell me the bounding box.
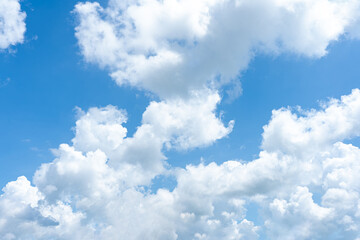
[1,0,360,239]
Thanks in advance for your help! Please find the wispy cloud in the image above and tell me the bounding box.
[0,77,10,88]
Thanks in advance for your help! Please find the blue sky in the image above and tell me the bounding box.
[1,0,360,239]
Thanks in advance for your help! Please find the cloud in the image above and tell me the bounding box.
[74,0,360,98]
[1,88,360,239]
[0,0,26,50]
[262,89,360,155]
[265,186,333,240]
[141,90,234,150]
[2,0,360,239]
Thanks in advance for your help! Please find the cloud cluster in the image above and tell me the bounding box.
[2,0,360,239]
[74,0,360,98]
[2,87,360,239]
[0,0,26,50]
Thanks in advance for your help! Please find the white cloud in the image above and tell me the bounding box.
[141,90,234,149]
[173,89,360,239]
[2,0,360,239]
[72,105,128,154]
[262,89,360,156]
[74,0,360,98]
[265,187,334,240]
[0,0,26,50]
[1,88,360,239]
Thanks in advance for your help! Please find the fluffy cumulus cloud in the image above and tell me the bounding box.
[0,0,26,50]
[74,0,360,98]
[1,89,360,239]
[2,0,360,239]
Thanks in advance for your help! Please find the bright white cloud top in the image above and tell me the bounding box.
[1,0,360,239]
[0,0,26,50]
[2,89,360,239]
[75,0,360,98]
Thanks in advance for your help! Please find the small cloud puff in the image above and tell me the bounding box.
[0,0,26,50]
